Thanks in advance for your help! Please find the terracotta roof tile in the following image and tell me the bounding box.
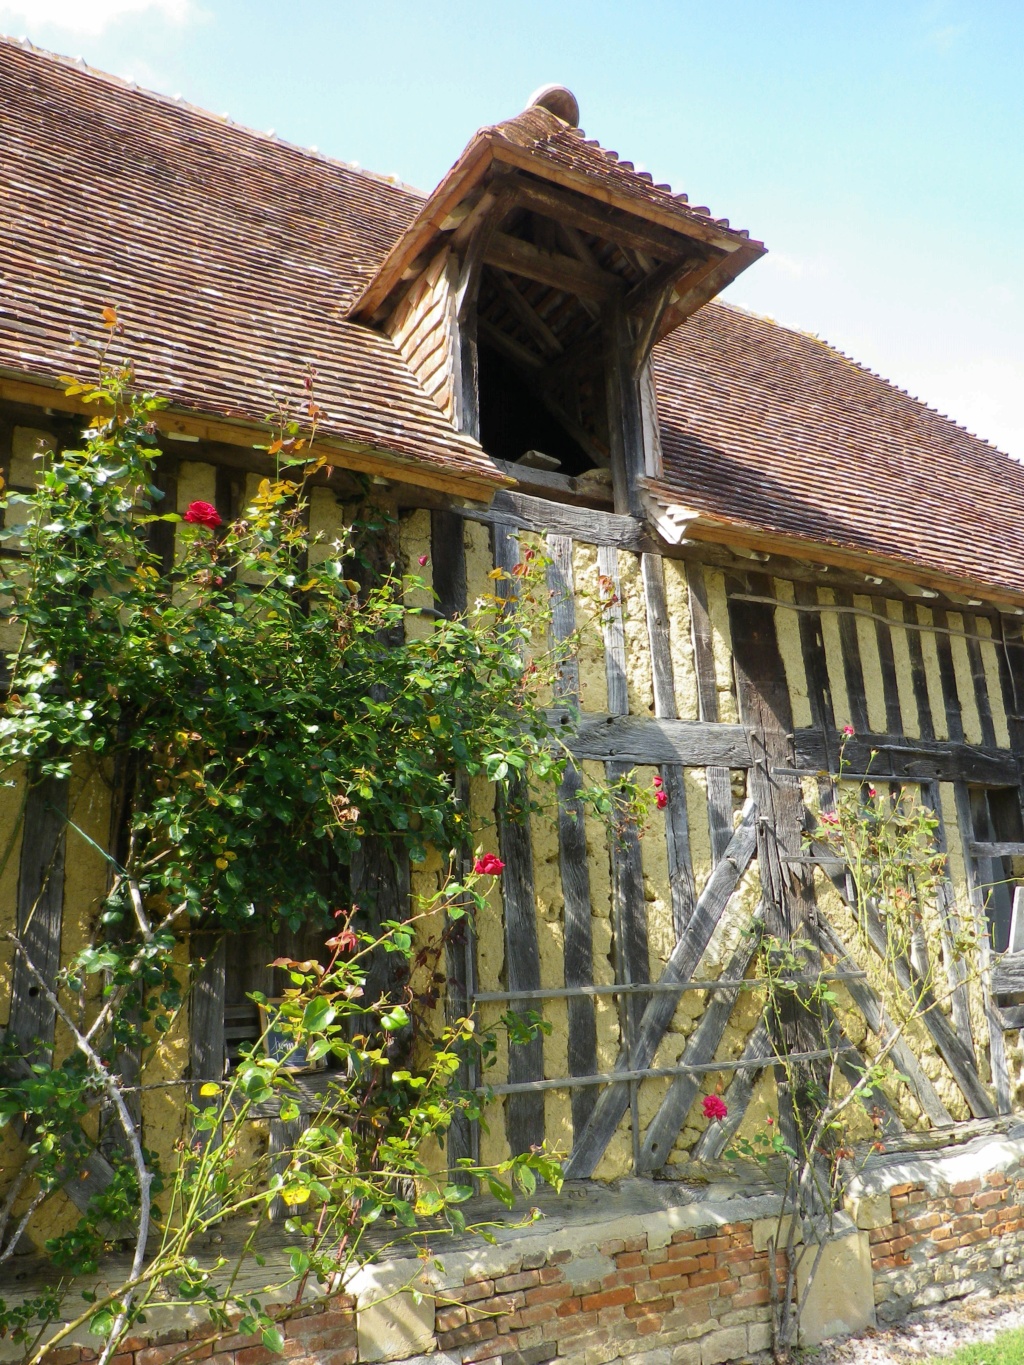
[0,37,498,487]
[652,303,1024,598]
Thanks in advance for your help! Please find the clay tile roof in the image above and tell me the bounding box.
[0,36,500,491]
[651,303,1024,599]
[485,105,756,242]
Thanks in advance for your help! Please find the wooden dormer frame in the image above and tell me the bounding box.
[351,96,764,517]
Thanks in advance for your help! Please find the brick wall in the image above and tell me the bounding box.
[433,1223,779,1365]
[869,1165,1024,1322]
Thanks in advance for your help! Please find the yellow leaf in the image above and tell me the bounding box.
[216,857,229,870]
[283,1186,311,1204]
[487,567,505,580]
[101,305,118,328]
[199,1082,220,1097]
[427,715,442,733]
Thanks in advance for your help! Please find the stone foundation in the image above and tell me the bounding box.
[10,1127,1024,1365]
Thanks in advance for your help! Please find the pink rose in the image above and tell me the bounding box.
[418,554,428,567]
[656,790,668,809]
[842,725,855,737]
[702,1094,728,1122]
[183,500,222,530]
[474,854,505,876]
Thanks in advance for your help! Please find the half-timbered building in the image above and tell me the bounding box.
[4,38,1024,1363]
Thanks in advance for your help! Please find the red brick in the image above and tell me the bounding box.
[461,1339,504,1364]
[951,1180,981,1197]
[651,1259,695,1281]
[235,1348,275,1365]
[671,1229,695,1244]
[687,1240,710,1255]
[647,1273,688,1296]
[436,1307,467,1333]
[959,1229,990,1247]
[903,1212,941,1233]
[556,1298,582,1317]
[43,1352,86,1365]
[437,1320,498,1348]
[874,1255,910,1270]
[643,1248,669,1265]
[987,1172,1009,1187]
[604,1266,649,1288]
[524,1283,574,1307]
[691,1268,730,1288]
[624,1297,671,1319]
[636,1315,664,1337]
[580,1286,634,1313]
[508,1303,558,1329]
[448,1281,497,1304]
[617,1251,644,1268]
[317,1352,356,1365]
[932,1237,959,1252]
[889,1183,918,1197]
[973,1190,1004,1210]
[733,1288,771,1309]
[495,1270,541,1293]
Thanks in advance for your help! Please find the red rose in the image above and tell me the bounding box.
[184,500,222,529]
[702,1094,728,1122]
[652,775,663,789]
[474,853,505,876]
[656,790,668,809]
[418,554,429,567]
[842,724,855,737]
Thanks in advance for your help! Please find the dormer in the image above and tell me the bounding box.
[350,87,764,517]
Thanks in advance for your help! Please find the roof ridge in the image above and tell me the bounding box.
[0,32,426,201]
[709,299,1011,460]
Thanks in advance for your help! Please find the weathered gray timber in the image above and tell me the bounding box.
[794,730,1017,785]
[638,921,762,1171]
[642,552,696,935]
[686,560,733,864]
[549,712,750,767]
[871,595,904,735]
[189,935,226,1092]
[8,777,68,1063]
[563,801,758,1177]
[921,780,976,1063]
[547,534,598,1134]
[463,489,654,552]
[834,588,870,736]
[817,919,953,1127]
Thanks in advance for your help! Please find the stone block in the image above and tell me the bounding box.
[700,1327,748,1365]
[751,1216,802,1253]
[846,1192,892,1231]
[356,1288,434,1362]
[796,1231,875,1348]
[671,1344,702,1365]
[746,1322,773,1354]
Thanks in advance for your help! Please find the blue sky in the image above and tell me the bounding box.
[4,0,1022,458]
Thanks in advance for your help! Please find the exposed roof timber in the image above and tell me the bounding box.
[489,267,564,355]
[484,133,755,255]
[0,373,507,500]
[507,176,699,262]
[480,316,544,370]
[656,241,766,342]
[484,232,621,302]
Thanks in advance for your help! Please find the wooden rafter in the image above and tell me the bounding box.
[488,266,564,355]
[484,232,621,302]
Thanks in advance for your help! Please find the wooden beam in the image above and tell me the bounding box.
[549,712,750,768]
[509,177,696,262]
[484,232,621,302]
[8,778,68,1064]
[489,267,564,355]
[479,317,543,370]
[463,488,657,552]
[563,800,759,1178]
[793,730,1018,785]
[547,535,598,1136]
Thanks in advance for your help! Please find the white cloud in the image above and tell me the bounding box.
[0,0,194,37]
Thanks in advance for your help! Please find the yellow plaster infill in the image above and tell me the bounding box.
[946,612,983,746]
[141,936,191,1182]
[662,557,699,721]
[175,460,217,558]
[307,487,344,567]
[885,600,921,739]
[400,508,434,643]
[616,551,654,718]
[917,606,950,740]
[976,617,1012,749]
[852,594,889,734]
[816,588,852,731]
[704,569,738,723]
[772,578,812,730]
[572,543,609,715]
[10,425,54,486]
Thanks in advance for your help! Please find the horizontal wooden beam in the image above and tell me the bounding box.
[971,841,1024,858]
[484,232,621,302]
[991,953,1024,994]
[508,177,696,262]
[550,710,750,767]
[794,729,1018,786]
[460,488,655,551]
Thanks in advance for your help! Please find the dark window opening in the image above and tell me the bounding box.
[968,786,1024,953]
[478,344,596,479]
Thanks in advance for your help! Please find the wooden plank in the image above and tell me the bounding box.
[432,510,473,1169]
[465,489,653,552]
[8,777,68,1062]
[597,545,628,715]
[991,955,1024,993]
[706,767,735,866]
[268,1115,304,1222]
[905,607,937,740]
[563,800,758,1177]
[994,615,1024,754]
[189,935,226,1092]
[793,730,1017,785]
[508,177,697,263]
[793,580,837,739]
[493,523,545,1153]
[870,596,904,735]
[964,613,999,750]
[834,589,870,736]
[817,920,953,1127]
[933,609,966,742]
[548,712,750,767]
[484,232,621,302]
[971,841,1024,858]
[603,298,646,518]
[921,781,976,1064]
[638,921,761,1171]
[686,561,733,865]
[641,552,696,935]
[546,535,598,1136]
[689,1021,772,1161]
[490,267,563,355]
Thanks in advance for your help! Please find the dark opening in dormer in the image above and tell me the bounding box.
[478,344,593,476]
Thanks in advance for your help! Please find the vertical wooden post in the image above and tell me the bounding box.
[546,534,598,1137]
[686,562,733,864]
[603,301,644,519]
[8,777,68,1063]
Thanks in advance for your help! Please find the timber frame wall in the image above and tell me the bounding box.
[3,400,1024,1239]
